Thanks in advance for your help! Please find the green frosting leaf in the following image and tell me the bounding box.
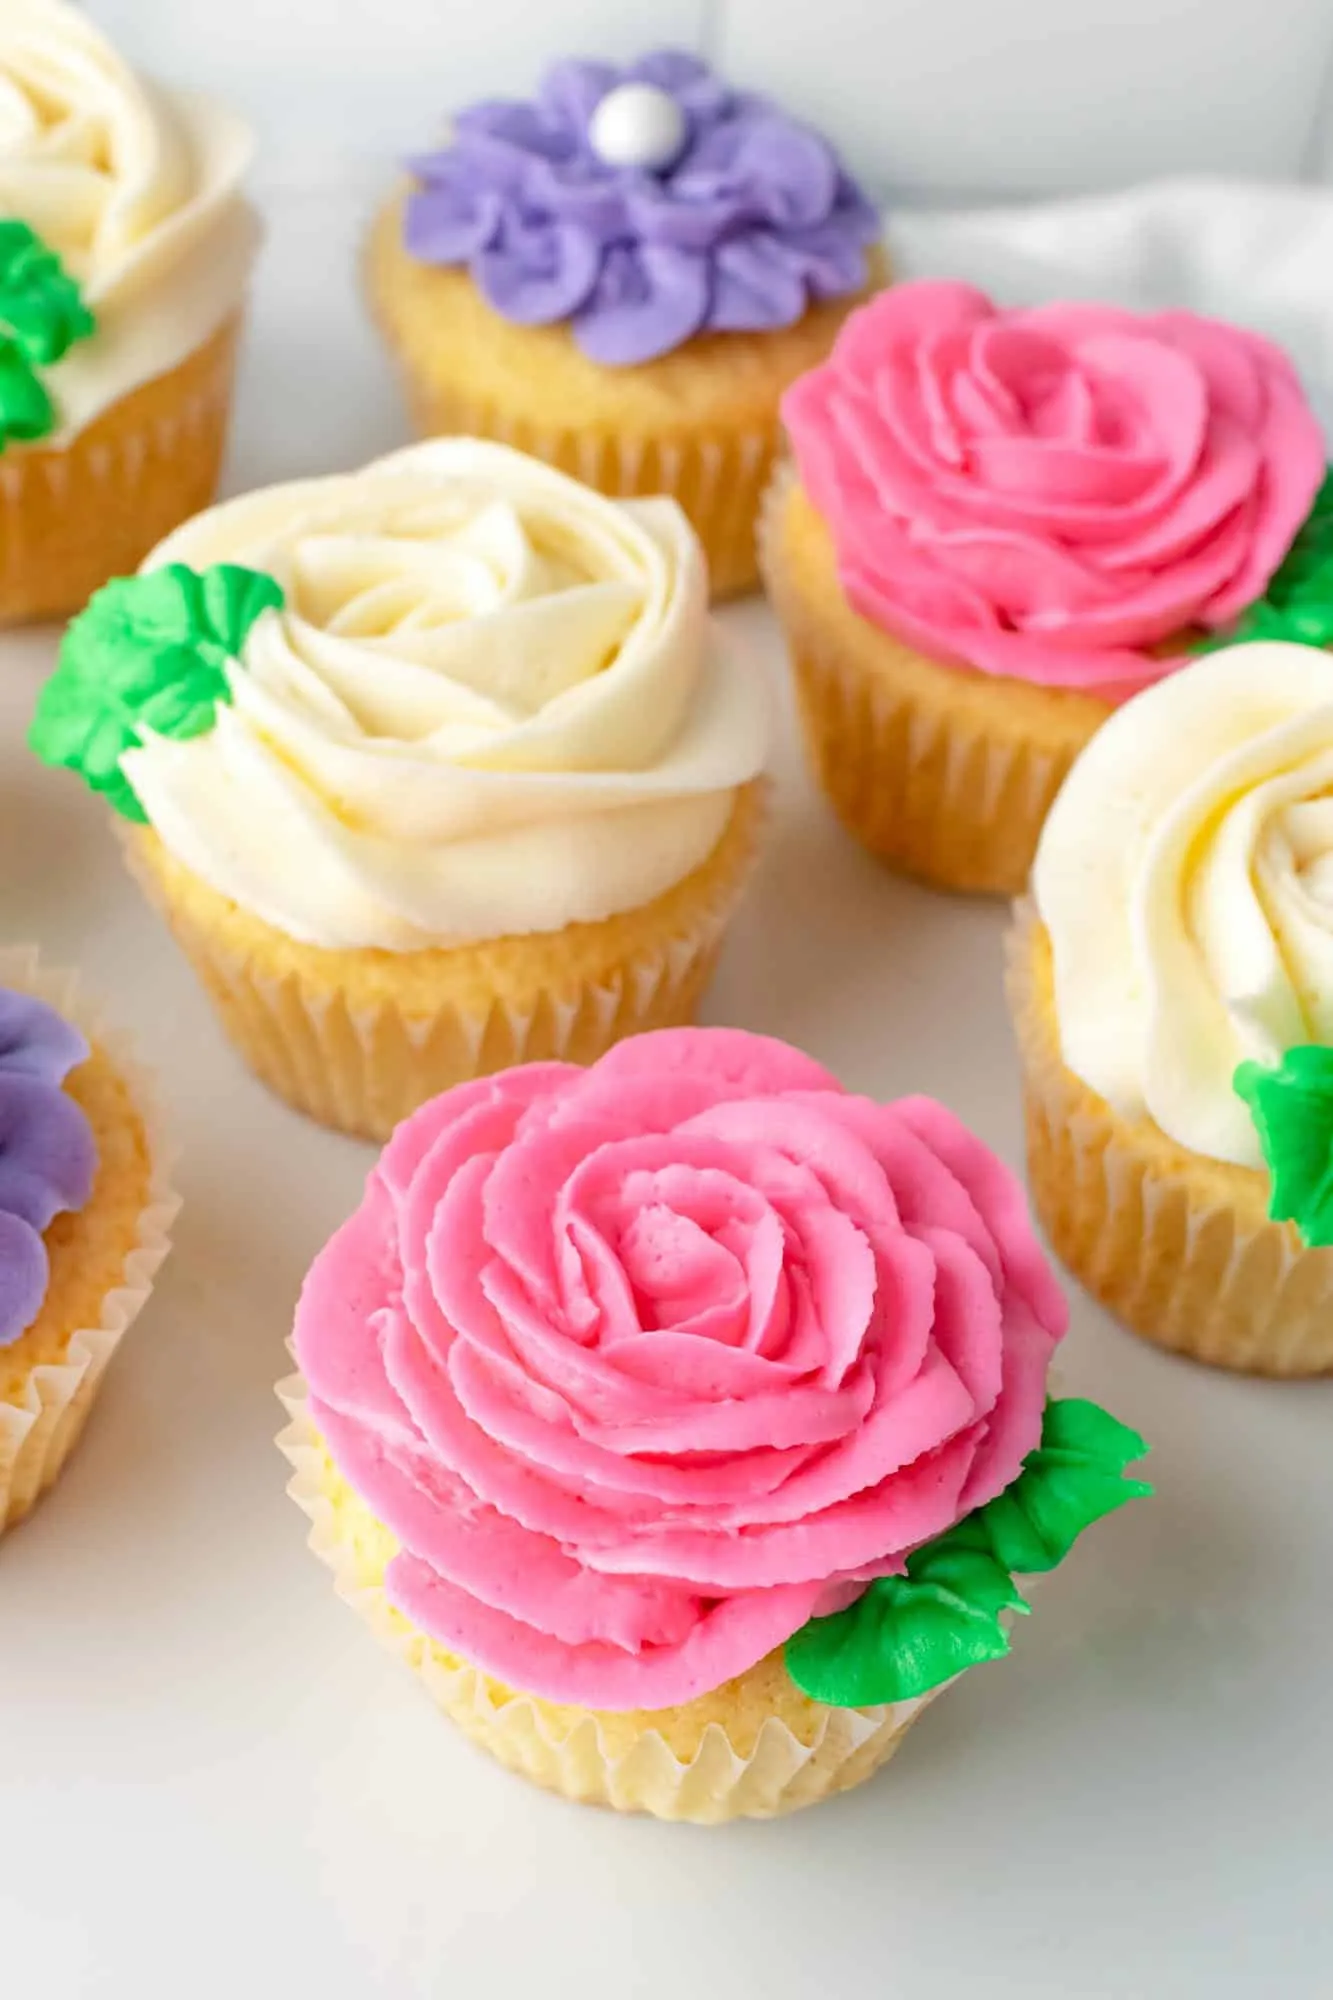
[0,220,96,363]
[1192,470,1333,652]
[784,1539,1028,1709]
[29,564,285,822]
[0,338,53,442]
[0,219,96,448]
[1235,1046,1333,1247]
[962,1397,1152,1574]
[784,1397,1150,1709]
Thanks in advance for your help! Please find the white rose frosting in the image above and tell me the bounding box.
[122,440,770,951]
[1033,642,1333,1169]
[0,0,258,440]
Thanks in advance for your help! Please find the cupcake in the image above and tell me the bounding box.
[0,0,259,625]
[764,281,1327,894]
[280,1027,1148,1822]
[1011,640,1333,1376]
[30,440,770,1141]
[366,50,885,601]
[0,947,176,1534]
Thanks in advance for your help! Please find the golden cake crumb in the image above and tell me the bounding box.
[286,1406,931,1818]
[365,193,888,600]
[762,473,1111,896]
[0,319,240,627]
[1,1038,154,1404]
[1010,905,1333,1374]
[320,1439,844,1760]
[367,192,886,435]
[123,782,767,1140]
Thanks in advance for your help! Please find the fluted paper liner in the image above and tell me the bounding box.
[121,784,766,1143]
[759,465,1110,896]
[1007,901,1333,1376]
[366,200,889,604]
[389,373,774,603]
[0,947,178,1534]
[0,317,240,628]
[277,1381,934,1822]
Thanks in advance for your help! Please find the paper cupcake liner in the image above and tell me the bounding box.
[390,368,774,603]
[759,466,1105,897]
[1006,902,1333,1376]
[121,784,767,1143]
[0,317,240,629]
[277,1382,934,1823]
[363,203,888,606]
[0,947,179,1534]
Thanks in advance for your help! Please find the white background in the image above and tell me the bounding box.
[87,0,1333,196]
[2,8,1333,1999]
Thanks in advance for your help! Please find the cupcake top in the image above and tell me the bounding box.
[294,1027,1147,1712]
[1034,640,1333,1242]
[403,50,880,366]
[0,985,96,1347]
[783,281,1328,700]
[0,0,258,447]
[30,439,769,951]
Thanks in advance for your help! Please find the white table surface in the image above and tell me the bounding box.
[1,186,1330,2000]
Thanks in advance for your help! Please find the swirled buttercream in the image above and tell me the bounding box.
[122,440,769,950]
[1034,641,1333,1166]
[783,282,1326,698]
[0,0,258,439]
[294,1027,1066,1709]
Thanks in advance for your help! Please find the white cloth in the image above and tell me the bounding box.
[888,178,1333,433]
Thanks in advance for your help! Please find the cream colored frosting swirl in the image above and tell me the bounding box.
[0,0,258,439]
[123,440,770,950]
[1034,642,1333,1168]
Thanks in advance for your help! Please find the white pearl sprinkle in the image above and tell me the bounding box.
[588,83,688,173]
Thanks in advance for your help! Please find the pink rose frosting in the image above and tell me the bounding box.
[295,1028,1067,1711]
[783,280,1326,697]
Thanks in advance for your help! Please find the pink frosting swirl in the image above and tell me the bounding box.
[295,1029,1066,1710]
[783,281,1326,697]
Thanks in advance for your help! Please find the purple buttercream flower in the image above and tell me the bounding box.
[0,988,95,1347]
[404,50,880,366]
[0,984,88,1082]
[0,1213,47,1358]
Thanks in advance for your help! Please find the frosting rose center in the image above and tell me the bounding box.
[0,17,190,274]
[784,281,1326,697]
[115,440,768,950]
[1035,641,1333,1167]
[0,0,258,441]
[295,1028,1067,1709]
